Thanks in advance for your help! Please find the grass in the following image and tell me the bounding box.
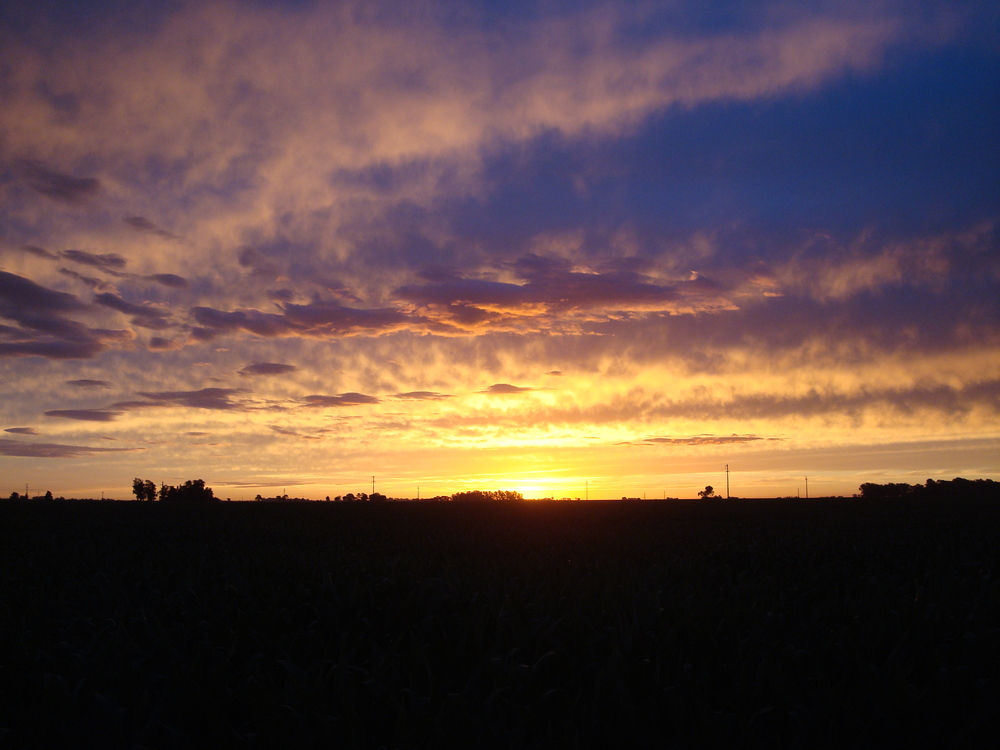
[1,497,998,748]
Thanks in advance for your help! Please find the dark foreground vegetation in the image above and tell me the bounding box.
[1,497,998,749]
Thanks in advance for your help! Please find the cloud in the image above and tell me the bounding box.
[149,336,180,350]
[132,388,251,410]
[124,215,179,240]
[0,340,103,359]
[58,268,110,290]
[20,245,58,259]
[191,301,414,340]
[44,409,121,422]
[237,247,280,280]
[66,379,112,389]
[642,435,772,447]
[13,160,101,204]
[481,383,536,395]
[0,438,133,458]
[302,393,380,407]
[239,362,297,377]
[60,250,128,274]
[0,272,129,359]
[394,391,452,401]
[269,425,322,440]
[281,300,413,335]
[0,270,87,315]
[4,427,39,435]
[394,254,741,332]
[94,292,172,329]
[191,307,295,339]
[147,273,188,288]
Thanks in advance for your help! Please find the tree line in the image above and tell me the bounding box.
[133,478,216,502]
[858,477,999,500]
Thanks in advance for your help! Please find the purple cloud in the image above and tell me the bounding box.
[0,271,87,315]
[269,425,322,439]
[66,379,112,389]
[0,274,127,359]
[395,254,683,329]
[124,216,178,240]
[192,300,413,340]
[239,362,297,377]
[14,160,101,205]
[302,393,380,407]
[0,438,133,458]
[60,250,127,273]
[643,435,771,446]
[20,245,58,259]
[191,306,294,338]
[148,336,179,350]
[394,391,453,401]
[481,383,535,394]
[134,388,251,410]
[58,268,108,289]
[94,292,171,329]
[281,300,411,335]
[0,340,106,359]
[4,427,39,435]
[45,409,122,422]
[147,273,188,288]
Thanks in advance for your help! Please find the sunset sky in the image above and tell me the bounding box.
[1,0,998,500]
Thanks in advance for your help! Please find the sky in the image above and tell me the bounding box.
[1,0,998,500]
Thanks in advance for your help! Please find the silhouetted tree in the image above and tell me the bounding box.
[451,490,525,502]
[132,478,157,502]
[859,477,999,500]
[159,479,216,502]
[697,486,716,499]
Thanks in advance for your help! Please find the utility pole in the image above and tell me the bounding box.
[372,476,375,496]
[417,485,420,501]
[726,464,730,499]
[805,476,809,499]
[585,480,589,501]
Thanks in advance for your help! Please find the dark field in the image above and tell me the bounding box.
[1,498,998,748]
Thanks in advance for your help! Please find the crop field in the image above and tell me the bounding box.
[1,497,998,748]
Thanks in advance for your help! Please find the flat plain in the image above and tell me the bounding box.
[1,497,998,748]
